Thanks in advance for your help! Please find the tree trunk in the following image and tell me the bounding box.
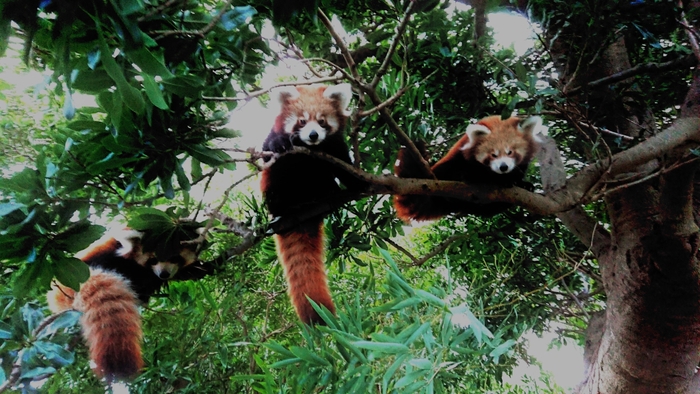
[536,5,700,391]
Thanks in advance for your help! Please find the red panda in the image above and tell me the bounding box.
[46,229,199,383]
[393,115,545,221]
[260,83,363,325]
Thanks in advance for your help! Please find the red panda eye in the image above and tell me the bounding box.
[298,119,306,126]
[318,118,326,126]
[491,153,498,158]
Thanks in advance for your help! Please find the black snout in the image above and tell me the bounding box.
[308,131,319,141]
[499,163,509,173]
[159,271,172,279]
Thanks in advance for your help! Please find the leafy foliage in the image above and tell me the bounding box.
[1,0,694,392]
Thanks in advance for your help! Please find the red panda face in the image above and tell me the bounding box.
[272,84,352,146]
[115,230,198,280]
[461,116,544,174]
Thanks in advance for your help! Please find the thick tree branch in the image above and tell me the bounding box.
[267,118,700,229]
[537,137,612,258]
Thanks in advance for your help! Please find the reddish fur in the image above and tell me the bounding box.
[275,224,335,324]
[78,237,120,262]
[47,234,144,382]
[72,269,143,382]
[394,115,541,222]
[261,84,357,324]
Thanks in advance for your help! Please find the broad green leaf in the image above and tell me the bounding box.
[142,73,169,110]
[37,311,81,339]
[128,47,174,79]
[33,340,75,367]
[0,202,24,217]
[53,257,90,291]
[97,28,145,115]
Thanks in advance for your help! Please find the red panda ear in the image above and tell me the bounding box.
[461,123,491,151]
[270,86,300,105]
[518,116,547,142]
[323,83,353,111]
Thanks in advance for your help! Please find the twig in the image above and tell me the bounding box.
[566,55,696,95]
[202,76,345,102]
[370,1,415,89]
[152,0,235,40]
[384,238,419,264]
[317,9,361,81]
[679,0,700,62]
[184,172,258,246]
[358,69,439,117]
[409,234,468,267]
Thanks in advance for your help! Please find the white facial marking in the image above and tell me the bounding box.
[490,157,516,174]
[325,115,339,131]
[463,124,492,150]
[299,121,327,145]
[284,114,297,133]
[520,116,548,142]
[323,83,353,110]
[271,86,300,104]
[152,262,179,280]
[395,158,401,167]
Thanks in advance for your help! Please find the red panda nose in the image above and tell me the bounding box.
[308,131,319,141]
[158,271,172,279]
[499,163,509,173]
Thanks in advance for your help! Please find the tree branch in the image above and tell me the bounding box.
[370,2,415,89]
[566,55,696,95]
[537,137,612,258]
[317,8,361,81]
[202,76,345,102]
[261,118,700,235]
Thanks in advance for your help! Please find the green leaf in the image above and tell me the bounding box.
[219,6,257,31]
[55,224,105,254]
[489,339,516,362]
[127,47,174,78]
[263,341,295,358]
[409,358,433,370]
[128,208,175,231]
[33,340,75,367]
[174,160,191,191]
[414,289,447,308]
[269,357,303,368]
[85,152,139,174]
[351,340,409,354]
[37,311,81,339]
[382,353,409,393]
[53,257,90,291]
[394,369,429,389]
[289,346,331,366]
[97,27,145,115]
[0,202,24,217]
[13,261,48,298]
[20,366,56,379]
[0,321,12,340]
[142,73,169,110]
[186,144,231,167]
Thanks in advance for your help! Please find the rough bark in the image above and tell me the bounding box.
[511,0,700,390]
